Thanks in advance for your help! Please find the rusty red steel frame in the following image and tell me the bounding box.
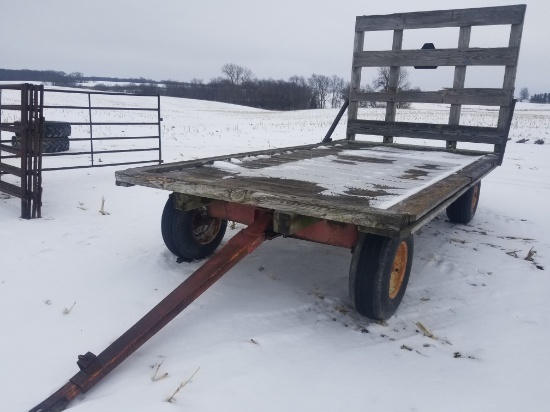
[30,211,275,412]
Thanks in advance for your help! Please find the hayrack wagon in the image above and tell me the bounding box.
[31,4,525,411]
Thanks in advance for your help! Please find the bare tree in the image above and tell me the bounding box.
[308,74,331,108]
[372,66,411,92]
[329,75,345,108]
[221,63,254,103]
[519,87,529,101]
[372,67,411,108]
[359,84,378,108]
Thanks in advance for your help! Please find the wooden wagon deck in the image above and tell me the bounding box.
[116,140,498,236]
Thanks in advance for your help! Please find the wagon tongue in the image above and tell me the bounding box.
[29,212,275,412]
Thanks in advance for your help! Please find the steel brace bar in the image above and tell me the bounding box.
[29,212,274,412]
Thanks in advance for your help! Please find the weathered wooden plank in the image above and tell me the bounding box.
[448,26,472,149]
[0,162,22,177]
[384,30,404,144]
[496,20,525,164]
[355,5,526,31]
[347,120,505,144]
[347,30,365,141]
[345,140,492,157]
[353,47,519,68]
[349,88,512,106]
[389,155,497,220]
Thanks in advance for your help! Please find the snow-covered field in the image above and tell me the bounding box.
[1,91,549,411]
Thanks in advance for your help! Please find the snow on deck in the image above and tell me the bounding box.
[209,146,481,209]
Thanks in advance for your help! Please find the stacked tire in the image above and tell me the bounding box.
[11,121,71,153]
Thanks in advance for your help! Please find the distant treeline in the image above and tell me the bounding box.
[0,67,347,111]
[0,68,159,85]
[530,93,550,104]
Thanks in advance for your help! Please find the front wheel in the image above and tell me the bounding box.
[349,234,414,320]
[161,194,227,261]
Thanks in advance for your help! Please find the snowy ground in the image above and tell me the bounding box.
[1,92,549,411]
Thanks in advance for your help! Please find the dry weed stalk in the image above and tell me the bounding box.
[99,196,109,215]
[63,302,76,315]
[166,367,200,403]
[415,321,436,339]
[152,359,168,382]
[525,247,536,261]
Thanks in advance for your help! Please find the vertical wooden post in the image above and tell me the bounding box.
[495,20,524,164]
[447,26,472,150]
[383,29,403,144]
[347,26,364,141]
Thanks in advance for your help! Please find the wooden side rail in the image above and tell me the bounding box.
[346,4,526,158]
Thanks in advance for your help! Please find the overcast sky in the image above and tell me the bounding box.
[1,0,548,94]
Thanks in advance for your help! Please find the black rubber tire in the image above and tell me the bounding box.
[14,121,71,138]
[43,121,71,138]
[446,182,481,224]
[349,234,414,320]
[11,135,70,153]
[161,194,227,261]
[43,136,70,153]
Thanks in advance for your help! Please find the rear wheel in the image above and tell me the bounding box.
[446,182,481,224]
[349,234,414,320]
[161,194,227,261]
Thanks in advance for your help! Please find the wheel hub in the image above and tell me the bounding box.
[192,208,222,245]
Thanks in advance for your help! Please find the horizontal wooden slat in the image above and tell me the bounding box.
[349,88,513,106]
[0,105,22,111]
[0,162,22,177]
[0,124,19,133]
[0,180,22,198]
[347,119,505,144]
[0,143,20,154]
[353,47,518,67]
[355,5,526,31]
